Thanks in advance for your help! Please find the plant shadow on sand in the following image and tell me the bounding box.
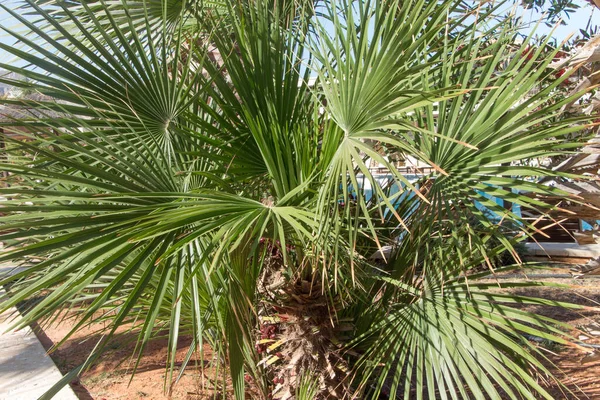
[33,313,225,400]
[500,283,600,399]
[32,283,600,400]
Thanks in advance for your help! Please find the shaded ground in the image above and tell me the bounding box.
[487,273,600,400]
[514,282,600,399]
[35,270,600,400]
[36,316,226,400]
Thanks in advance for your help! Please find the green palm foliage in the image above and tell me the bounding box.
[0,0,594,399]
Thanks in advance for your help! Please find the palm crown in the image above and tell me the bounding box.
[0,0,594,399]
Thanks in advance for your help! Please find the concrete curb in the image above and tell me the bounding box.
[0,289,78,400]
[524,242,600,258]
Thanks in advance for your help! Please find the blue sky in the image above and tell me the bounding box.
[0,0,597,68]
[519,2,598,41]
[0,0,28,67]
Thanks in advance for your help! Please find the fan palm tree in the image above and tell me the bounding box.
[0,0,595,399]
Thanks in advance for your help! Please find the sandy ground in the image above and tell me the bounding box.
[473,263,600,400]
[499,280,600,399]
[34,318,224,400]
[35,272,600,400]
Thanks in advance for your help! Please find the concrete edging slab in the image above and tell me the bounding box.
[523,242,600,258]
[0,289,78,400]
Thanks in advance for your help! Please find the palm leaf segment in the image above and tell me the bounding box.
[0,0,594,399]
